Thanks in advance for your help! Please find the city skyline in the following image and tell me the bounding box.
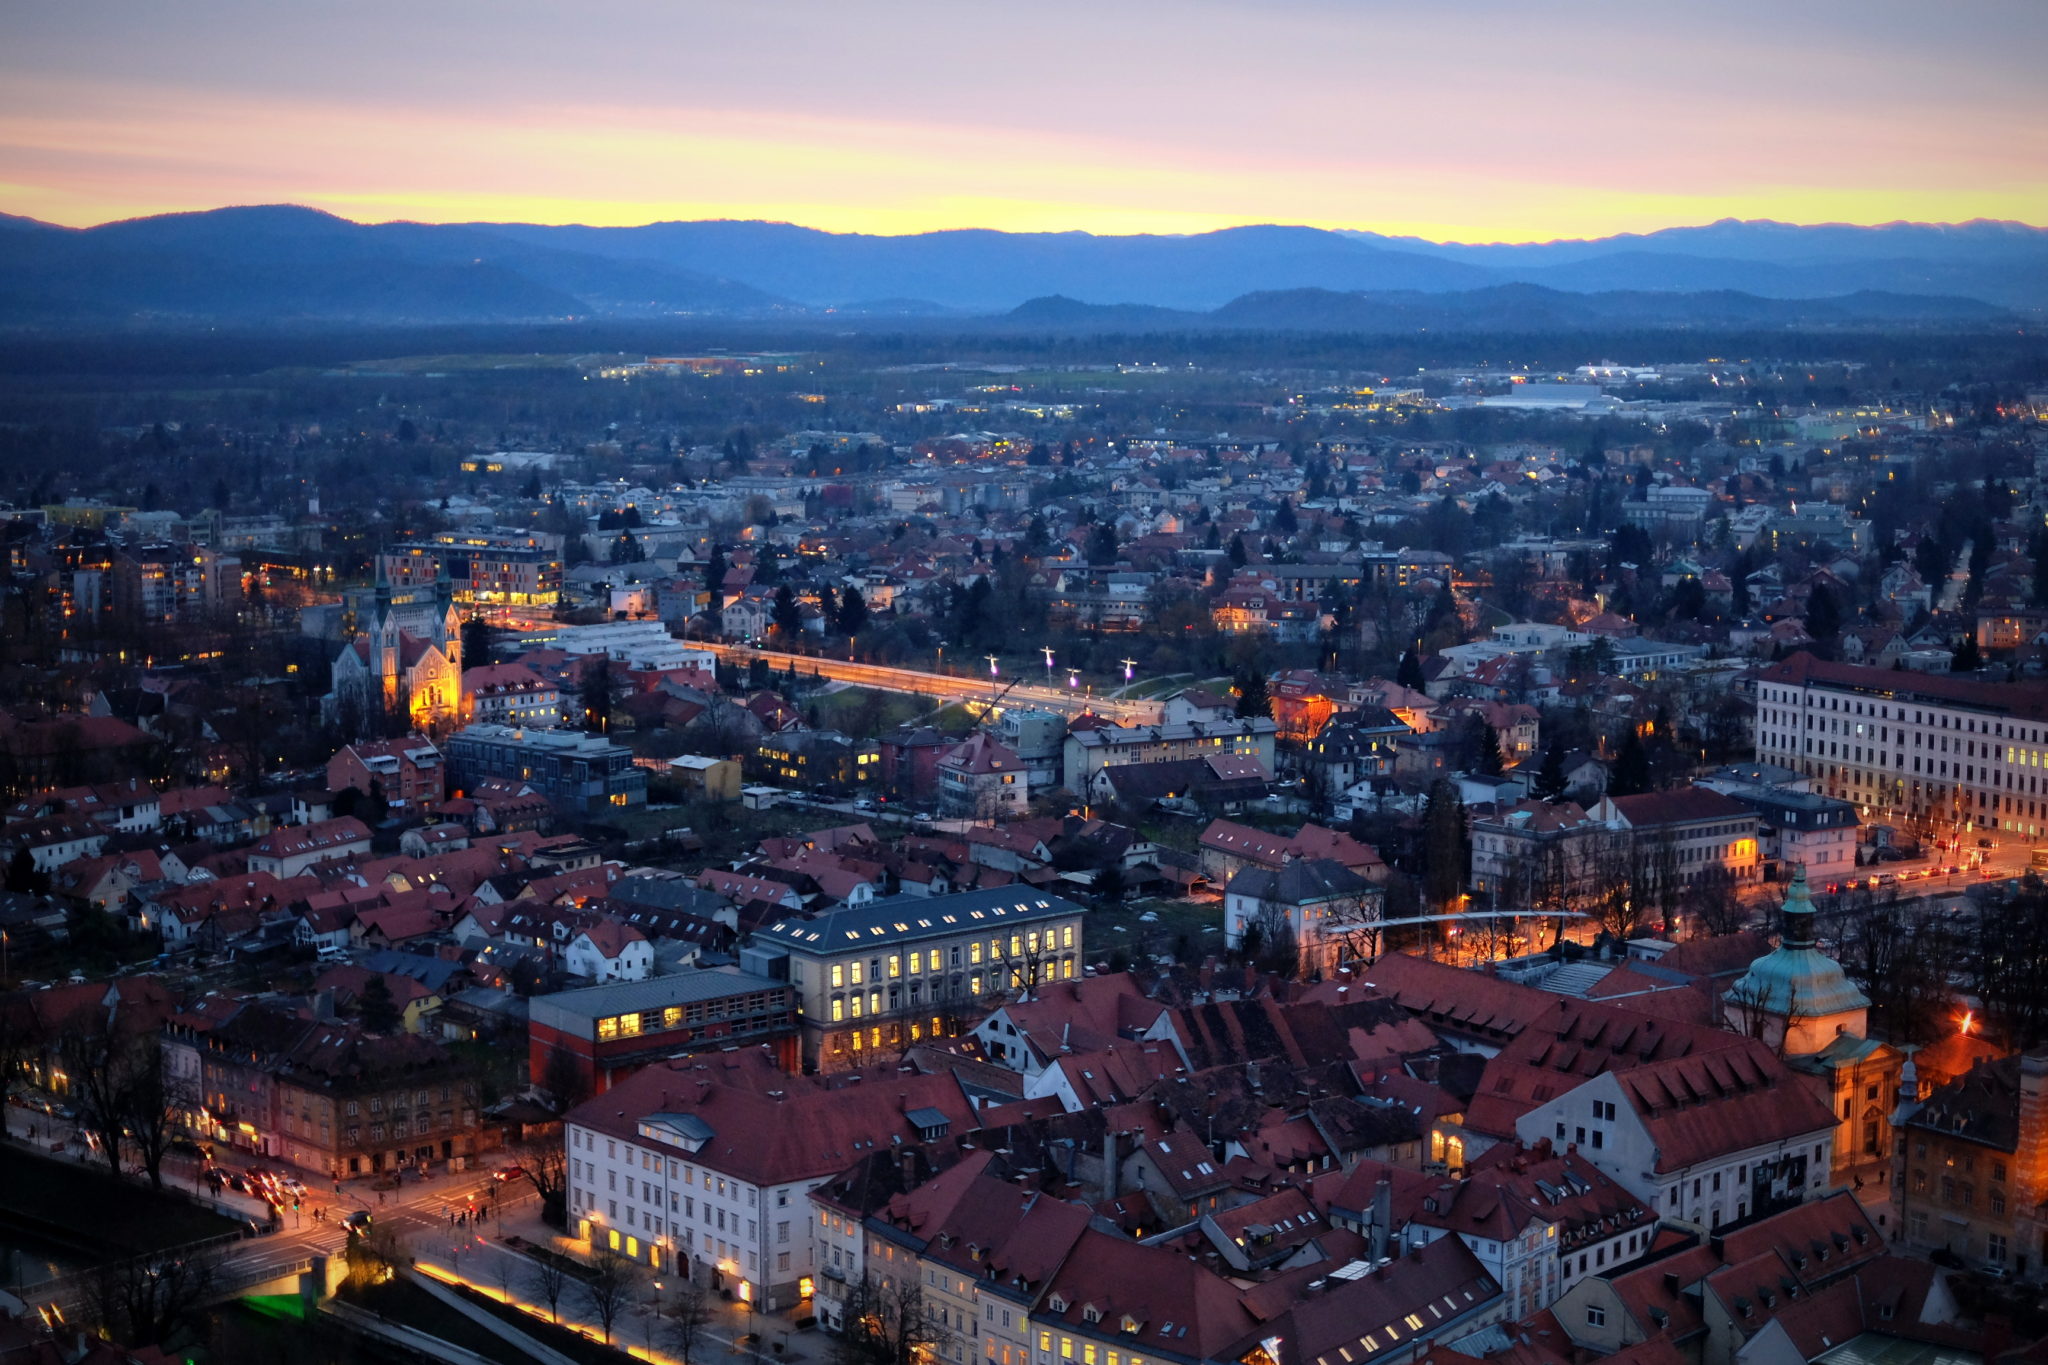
[4,0,2045,238]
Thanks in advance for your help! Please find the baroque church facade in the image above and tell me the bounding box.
[1723,865,1902,1188]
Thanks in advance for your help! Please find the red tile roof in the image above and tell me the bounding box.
[1616,1041,1839,1172]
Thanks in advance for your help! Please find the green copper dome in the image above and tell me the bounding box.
[1725,866,1871,1020]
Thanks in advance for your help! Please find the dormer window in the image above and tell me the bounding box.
[1121,1315,1142,1335]
[1082,1306,1102,1324]
[1049,1295,1068,1313]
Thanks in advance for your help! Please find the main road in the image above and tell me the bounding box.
[699,642,1167,724]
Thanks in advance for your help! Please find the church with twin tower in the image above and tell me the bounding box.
[327,573,464,733]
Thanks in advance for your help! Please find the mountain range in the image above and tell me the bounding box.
[0,205,2042,328]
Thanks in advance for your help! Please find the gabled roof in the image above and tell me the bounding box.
[564,1053,981,1186]
[1234,1235,1502,1365]
[1615,1041,1840,1172]
[1036,1227,1258,1364]
[753,886,1085,954]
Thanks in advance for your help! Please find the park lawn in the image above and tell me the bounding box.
[807,686,930,734]
[1085,896,1223,967]
[1116,673,1194,699]
[925,702,984,734]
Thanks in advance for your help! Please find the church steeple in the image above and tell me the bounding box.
[1724,863,1871,1054]
[1778,864,1818,949]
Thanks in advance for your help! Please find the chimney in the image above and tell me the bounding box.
[1369,1175,1392,1262]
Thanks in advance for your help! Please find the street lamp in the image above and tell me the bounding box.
[1121,657,1137,685]
[1042,645,1056,685]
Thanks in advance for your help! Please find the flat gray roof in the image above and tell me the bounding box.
[529,965,787,1032]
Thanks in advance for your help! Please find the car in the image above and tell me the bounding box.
[1947,865,1961,875]
[1979,837,1994,848]
[853,797,878,812]
[341,1210,374,1235]
[912,812,934,824]
[279,1176,307,1195]
[490,1164,527,1184]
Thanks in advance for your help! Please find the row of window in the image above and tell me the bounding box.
[829,960,1078,1020]
[1757,686,2047,744]
[594,992,788,1039]
[827,928,1078,988]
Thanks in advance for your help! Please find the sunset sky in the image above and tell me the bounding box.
[4,0,2044,240]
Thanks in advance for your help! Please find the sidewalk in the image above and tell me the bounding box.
[406,1195,823,1365]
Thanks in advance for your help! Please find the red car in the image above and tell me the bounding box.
[490,1164,527,1183]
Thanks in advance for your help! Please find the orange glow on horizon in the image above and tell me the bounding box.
[3,76,2043,240]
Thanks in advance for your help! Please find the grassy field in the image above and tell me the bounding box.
[926,702,983,733]
[806,686,933,735]
[1116,674,1229,700]
[1085,896,1223,967]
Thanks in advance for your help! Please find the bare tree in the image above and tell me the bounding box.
[1681,865,1747,938]
[1237,899,1301,980]
[62,1019,140,1179]
[541,1047,592,1115]
[1723,970,1810,1058]
[987,924,1063,1001]
[531,1250,569,1324]
[507,1128,570,1224]
[833,1271,952,1365]
[344,1221,412,1288]
[666,1277,714,1364]
[1322,889,1386,972]
[1968,880,2048,1049]
[81,1245,224,1349]
[583,1243,639,1345]
[1590,833,1651,943]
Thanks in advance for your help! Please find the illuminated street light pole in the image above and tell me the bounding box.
[1042,645,1056,687]
[1121,657,1137,686]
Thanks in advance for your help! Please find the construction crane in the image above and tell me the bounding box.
[975,670,1027,732]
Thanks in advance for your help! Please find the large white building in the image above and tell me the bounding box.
[1755,650,2048,836]
[544,620,713,674]
[562,1052,978,1308]
[741,887,1087,1069]
[1513,1040,1839,1234]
